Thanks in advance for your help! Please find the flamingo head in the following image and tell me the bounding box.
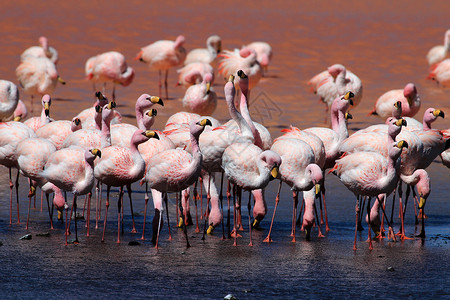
[13,100,28,122]
[207,35,222,54]
[237,70,249,95]
[327,64,346,78]
[203,73,213,94]
[174,35,186,48]
[71,117,82,132]
[260,150,282,180]
[423,108,444,130]
[224,75,236,103]
[86,148,102,163]
[39,36,49,50]
[331,91,354,114]
[119,67,135,87]
[41,94,51,117]
[403,83,417,106]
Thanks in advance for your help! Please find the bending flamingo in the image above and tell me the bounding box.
[177,62,214,88]
[21,36,59,65]
[184,35,221,66]
[369,83,420,119]
[244,41,273,73]
[182,73,217,115]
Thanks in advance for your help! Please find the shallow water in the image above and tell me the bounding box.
[0,0,449,299]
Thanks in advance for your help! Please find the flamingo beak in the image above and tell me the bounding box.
[207,225,215,235]
[198,118,212,126]
[74,118,81,126]
[91,148,102,158]
[13,116,22,122]
[149,109,157,117]
[237,70,248,79]
[433,109,445,118]
[345,112,353,120]
[396,140,408,149]
[395,118,407,127]
[149,96,164,106]
[44,103,50,117]
[95,91,105,100]
[270,166,279,180]
[228,75,235,83]
[206,82,211,94]
[252,219,260,228]
[58,210,63,220]
[95,105,102,113]
[394,101,402,110]
[315,184,321,196]
[418,197,427,209]
[57,76,66,85]
[143,130,160,140]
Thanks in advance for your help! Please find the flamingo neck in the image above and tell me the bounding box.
[240,89,263,148]
[422,117,434,130]
[188,131,203,179]
[40,107,48,126]
[227,91,253,141]
[136,108,145,130]
[101,118,111,148]
[336,109,349,141]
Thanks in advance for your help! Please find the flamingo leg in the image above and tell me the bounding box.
[227,180,231,239]
[45,193,53,230]
[322,183,330,232]
[199,177,203,220]
[101,186,111,242]
[202,173,212,241]
[158,70,162,98]
[291,191,298,243]
[357,196,365,231]
[237,187,243,231]
[112,84,116,101]
[164,192,172,240]
[390,186,397,226]
[40,190,43,212]
[376,195,396,242]
[86,192,92,237]
[126,184,137,233]
[353,197,360,250]
[26,182,34,230]
[379,194,386,235]
[313,197,324,238]
[15,169,20,224]
[95,180,100,229]
[154,197,163,248]
[296,197,304,226]
[417,206,426,238]
[177,191,190,248]
[412,187,419,225]
[82,194,87,218]
[219,172,225,240]
[164,69,169,100]
[402,184,411,221]
[248,191,253,246]
[65,205,69,246]
[263,180,282,243]
[9,168,13,225]
[141,183,149,240]
[367,197,373,250]
[232,184,237,246]
[117,186,123,243]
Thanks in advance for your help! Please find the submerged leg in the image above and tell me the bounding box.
[263,181,282,243]
[126,184,137,233]
[101,186,111,242]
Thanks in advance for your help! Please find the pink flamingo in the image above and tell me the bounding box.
[36,117,82,150]
[15,137,57,229]
[369,83,420,119]
[427,59,450,87]
[218,47,263,91]
[330,140,408,250]
[10,100,28,122]
[24,94,52,132]
[244,41,273,73]
[144,118,212,248]
[75,92,121,127]
[177,62,214,88]
[42,147,101,245]
[16,57,65,110]
[182,73,217,115]
[185,35,222,66]
[136,35,186,99]
[0,80,19,121]
[85,51,135,100]
[95,130,159,243]
[0,121,36,224]
[268,137,323,241]
[308,64,363,112]
[426,29,450,66]
[21,36,59,65]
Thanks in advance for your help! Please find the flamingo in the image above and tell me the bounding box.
[182,73,217,115]
[441,129,450,168]
[15,56,65,110]
[144,118,212,247]
[0,80,19,121]
[218,47,263,91]
[184,35,222,66]
[15,137,57,229]
[0,121,36,224]
[308,64,363,112]
[269,137,323,241]
[42,148,101,245]
[330,140,409,250]
[95,129,160,243]
[369,83,421,119]
[244,41,273,73]
[136,35,186,99]
[36,117,82,149]
[427,58,450,87]
[23,94,52,132]
[85,51,135,100]
[21,36,59,65]
[177,62,214,88]
[426,29,450,66]
[76,92,121,127]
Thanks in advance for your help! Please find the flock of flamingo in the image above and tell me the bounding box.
[0,31,449,251]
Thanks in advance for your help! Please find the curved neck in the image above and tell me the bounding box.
[239,90,262,147]
[136,108,145,130]
[334,109,348,141]
[227,92,253,141]
[422,117,433,130]
[40,107,48,125]
[101,117,111,148]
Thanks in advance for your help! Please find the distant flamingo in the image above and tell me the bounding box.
[144,119,212,248]
[42,147,101,245]
[369,83,421,119]
[16,57,65,110]
[182,73,217,115]
[0,80,19,121]
[95,130,159,243]
[427,59,450,87]
[85,51,135,100]
[0,121,36,224]
[244,41,273,73]
[177,62,214,88]
[136,35,186,99]
[308,64,363,112]
[21,36,59,65]
[330,140,409,250]
[185,35,222,66]
[426,29,450,66]
[218,47,263,91]
[36,117,82,149]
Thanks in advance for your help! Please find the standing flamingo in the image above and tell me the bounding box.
[16,56,65,110]
[426,29,450,66]
[244,41,273,73]
[42,148,101,245]
[95,130,160,243]
[24,94,52,132]
[85,51,135,100]
[21,36,59,65]
[308,64,363,113]
[330,140,409,250]
[184,35,222,66]
[36,117,82,150]
[182,73,217,115]
[136,35,186,99]
[0,80,19,121]
[144,119,212,248]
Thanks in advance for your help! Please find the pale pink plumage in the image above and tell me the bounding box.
[182,73,217,115]
[0,80,19,121]
[177,62,214,88]
[24,94,52,132]
[244,41,273,71]
[21,36,59,65]
[185,35,221,66]
[427,58,450,87]
[36,117,82,149]
[426,29,450,66]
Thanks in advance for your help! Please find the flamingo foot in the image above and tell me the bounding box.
[376,234,385,239]
[230,230,242,238]
[263,235,272,243]
[131,228,137,234]
[399,234,414,240]
[291,236,296,243]
[326,225,330,233]
[387,227,397,242]
[318,232,325,238]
